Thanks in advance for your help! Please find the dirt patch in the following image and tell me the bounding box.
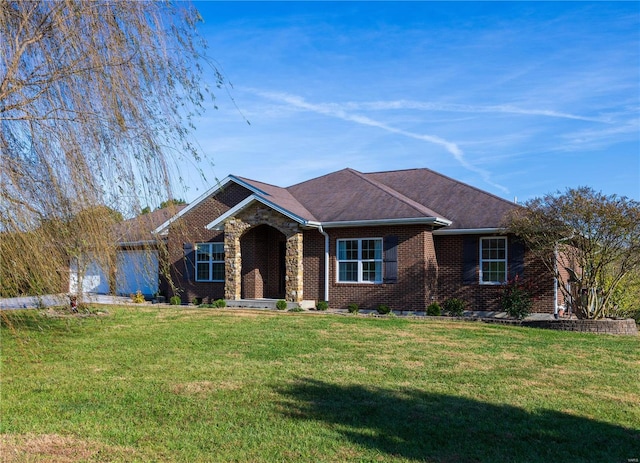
[41,308,110,319]
[0,433,133,462]
[172,380,242,396]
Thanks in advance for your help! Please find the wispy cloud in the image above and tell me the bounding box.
[248,89,509,193]
[343,101,611,123]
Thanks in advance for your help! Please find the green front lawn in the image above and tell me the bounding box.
[2,306,639,462]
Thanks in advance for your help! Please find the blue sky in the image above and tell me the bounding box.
[179,1,639,203]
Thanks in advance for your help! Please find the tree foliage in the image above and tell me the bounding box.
[141,198,186,215]
[505,187,640,319]
[0,1,217,297]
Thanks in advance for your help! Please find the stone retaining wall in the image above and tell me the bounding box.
[520,318,638,336]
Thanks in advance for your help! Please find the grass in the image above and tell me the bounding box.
[1,306,639,462]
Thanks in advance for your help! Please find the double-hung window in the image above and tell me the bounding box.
[480,237,507,284]
[337,238,383,283]
[195,243,225,282]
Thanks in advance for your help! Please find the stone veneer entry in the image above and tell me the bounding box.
[223,203,304,302]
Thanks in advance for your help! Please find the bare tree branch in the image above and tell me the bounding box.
[0,0,219,297]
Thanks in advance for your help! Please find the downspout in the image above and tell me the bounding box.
[554,244,559,318]
[554,235,574,319]
[318,224,330,304]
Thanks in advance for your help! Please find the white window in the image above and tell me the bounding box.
[337,238,383,283]
[196,243,225,282]
[480,237,507,284]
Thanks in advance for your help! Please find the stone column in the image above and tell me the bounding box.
[285,232,304,302]
[224,218,248,300]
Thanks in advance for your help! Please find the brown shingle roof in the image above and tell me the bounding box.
[229,169,517,229]
[365,168,517,229]
[114,204,187,243]
[189,167,517,231]
[287,168,449,223]
[234,176,319,221]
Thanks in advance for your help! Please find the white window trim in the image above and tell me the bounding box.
[336,238,383,284]
[479,236,508,285]
[195,242,225,282]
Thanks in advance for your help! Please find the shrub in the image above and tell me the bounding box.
[316,301,329,311]
[347,303,359,314]
[426,302,441,316]
[501,277,532,319]
[288,306,304,312]
[169,295,181,306]
[130,291,145,304]
[192,297,201,306]
[376,304,391,315]
[214,299,226,308]
[276,299,287,310]
[442,298,465,316]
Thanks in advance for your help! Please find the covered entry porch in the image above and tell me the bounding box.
[219,203,306,304]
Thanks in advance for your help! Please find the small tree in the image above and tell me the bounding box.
[0,1,222,297]
[505,187,640,319]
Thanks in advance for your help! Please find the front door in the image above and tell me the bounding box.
[240,225,286,299]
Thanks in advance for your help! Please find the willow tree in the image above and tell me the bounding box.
[505,187,640,319]
[0,1,219,298]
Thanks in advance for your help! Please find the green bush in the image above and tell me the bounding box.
[192,297,201,306]
[347,303,359,314]
[288,306,304,312]
[426,302,441,316]
[501,277,532,319]
[443,298,465,316]
[214,299,226,308]
[606,269,640,321]
[169,295,182,306]
[376,304,391,314]
[276,299,287,310]
[316,301,329,311]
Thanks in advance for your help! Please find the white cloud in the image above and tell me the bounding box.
[342,100,611,123]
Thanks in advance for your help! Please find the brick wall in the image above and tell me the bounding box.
[320,225,436,311]
[163,182,251,303]
[434,234,555,313]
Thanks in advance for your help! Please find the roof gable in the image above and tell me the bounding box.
[287,168,450,223]
[116,204,187,244]
[234,176,318,222]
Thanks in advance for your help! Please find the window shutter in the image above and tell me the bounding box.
[508,238,525,280]
[462,237,478,285]
[183,243,195,281]
[383,235,398,283]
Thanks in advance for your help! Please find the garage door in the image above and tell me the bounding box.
[69,256,110,294]
[116,250,159,297]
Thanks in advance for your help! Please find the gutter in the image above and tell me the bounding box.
[317,224,330,304]
[315,217,451,229]
[433,227,504,235]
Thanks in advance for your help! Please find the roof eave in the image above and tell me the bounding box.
[313,217,452,229]
[152,176,236,235]
[117,240,159,248]
[433,227,506,235]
